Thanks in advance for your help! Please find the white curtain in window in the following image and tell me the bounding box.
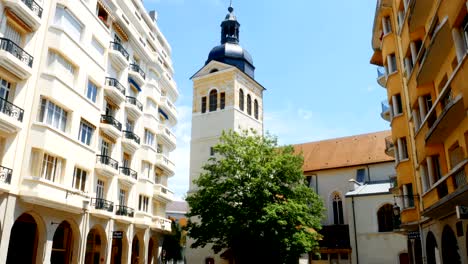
[5,23,22,45]
[54,6,82,42]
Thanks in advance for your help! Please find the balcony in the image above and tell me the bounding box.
[417,17,450,85]
[153,184,174,203]
[0,38,33,79]
[122,130,140,153]
[0,97,24,134]
[118,167,138,186]
[156,154,175,177]
[104,77,126,104]
[425,94,464,144]
[109,42,129,71]
[125,96,143,119]
[129,63,146,86]
[100,115,122,140]
[90,198,114,218]
[408,0,435,32]
[159,96,178,125]
[380,100,391,122]
[3,0,42,30]
[0,165,12,193]
[423,160,468,219]
[95,155,119,177]
[115,205,134,218]
[318,225,351,250]
[152,216,172,232]
[385,136,395,157]
[377,67,387,88]
[157,124,176,151]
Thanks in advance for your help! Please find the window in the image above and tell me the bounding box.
[401,183,415,209]
[400,137,408,160]
[209,90,217,112]
[138,195,149,212]
[79,119,94,146]
[144,129,155,147]
[377,204,393,232]
[432,155,442,182]
[96,179,104,199]
[157,144,163,154]
[392,94,403,116]
[239,89,244,111]
[449,143,464,168]
[48,51,75,80]
[254,99,259,119]
[332,193,344,225]
[220,92,225,110]
[356,169,366,183]
[96,2,109,27]
[424,94,433,114]
[147,99,157,113]
[86,80,98,103]
[54,6,83,41]
[41,153,63,182]
[73,167,87,191]
[142,161,151,179]
[388,54,397,74]
[201,96,206,113]
[91,37,104,57]
[119,189,126,206]
[247,94,252,115]
[100,138,111,156]
[5,22,23,46]
[39,98,68,132]
[383,16,392,35]
[0,78,11,101]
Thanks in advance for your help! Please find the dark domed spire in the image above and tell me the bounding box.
[205,3,256,79]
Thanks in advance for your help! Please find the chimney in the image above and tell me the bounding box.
[348,179,362,191]
[149,10,158,22]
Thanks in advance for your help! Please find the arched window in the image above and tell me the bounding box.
[209,90,217,112]
[254,99,259,119]
[377,204,394,232]
[247,95,252,115]
[239,89,244,111]
[332,193,344,225]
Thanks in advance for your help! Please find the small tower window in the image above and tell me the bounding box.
[332,192,344,225]
[239,89,244,111]
[209,90,217,112]
[254,99,258,119]
[201,96,207,113]
[247,94,252,115]
[220,92,225,110]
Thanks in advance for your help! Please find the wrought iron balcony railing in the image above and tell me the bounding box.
[119,167,138,180]
[126,96,143,111]
[129,63,146,79]
[92,198,114,212]
[110,42,129,60]
[105,77,126,96]
[0,165,12,184]
[123,130,140,144]
[0,97,24,122]
[100,115,122,131]
[115,205,134,217]
[96,155,119,170]
[22,0,43,18]
[0,38,33,67]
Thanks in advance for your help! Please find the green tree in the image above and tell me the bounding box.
[186,130,324,264]
[162,219,185,263]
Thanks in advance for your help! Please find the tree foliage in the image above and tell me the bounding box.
[186,130,324,264]
[162,219,185,263]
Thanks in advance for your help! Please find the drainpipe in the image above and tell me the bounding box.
[352,197,359,264]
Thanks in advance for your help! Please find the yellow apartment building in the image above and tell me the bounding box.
[371,0,468,263]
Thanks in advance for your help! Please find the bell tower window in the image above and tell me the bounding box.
[239,89,244,111]
[209,90,217,112]
[247,95,252,115]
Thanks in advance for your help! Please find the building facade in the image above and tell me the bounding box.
[0,0,177,263]
[187,5,265,264]
[295,131,406,264]
[371,0,468,263]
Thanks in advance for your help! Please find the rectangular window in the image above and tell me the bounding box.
[48,51,75,81]
[41,153,63,182]
[400,137,408,160]
[388,54,397,74]
[54,5,83,41]
[220,92,225,110]
[39,98,68,132]
[142,161,151,179]
[119,189,126,206]
[86,81,98,103]
[356,168,366,183]
[424,94,433,113]
[5,22,23,46]
[201,96,207,113]
[79,120,94,146]
[0,78,11,101]
[73,167,87,191]
[157,144,163,154]
[144,129,155,147]
[91,37,105,57]
[138,195,149,212]
[100,139,110,156]
[394,94,403,115]
[96,179,104,199]
[432,155,442,181]
[383,16,392,35]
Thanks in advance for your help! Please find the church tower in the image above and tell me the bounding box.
[187,4,265,263]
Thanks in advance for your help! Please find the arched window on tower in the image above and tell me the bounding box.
[377,204,394,232]
[254,99,259,119]
[332,192,344,225]
[247,94,252,115]
[209,90,217,112]
[239,89,244,111]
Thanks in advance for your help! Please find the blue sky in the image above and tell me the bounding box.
[143,0,389,199]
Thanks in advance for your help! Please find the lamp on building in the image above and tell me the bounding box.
[393,202,401,230]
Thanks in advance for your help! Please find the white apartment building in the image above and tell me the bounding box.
[0,0,178,263]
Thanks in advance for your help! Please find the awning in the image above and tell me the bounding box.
[158,108,169,120]
[128,78,141,92]
[113,21,129,42]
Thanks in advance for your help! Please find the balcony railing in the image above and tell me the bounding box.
[96,155,119,170]
[126,96,143,111]
[129,63,146,79]
[22,0,43,18]
[92,198,114,212]
[0,166,12,184]
[120,167,138,180]
[0,38,33,67]
[115,205,134,217]
[100,115,122,131]
[110,42,129,60]
[123,130,140,144]
[0,97,24,122]
[105,77,126,96]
